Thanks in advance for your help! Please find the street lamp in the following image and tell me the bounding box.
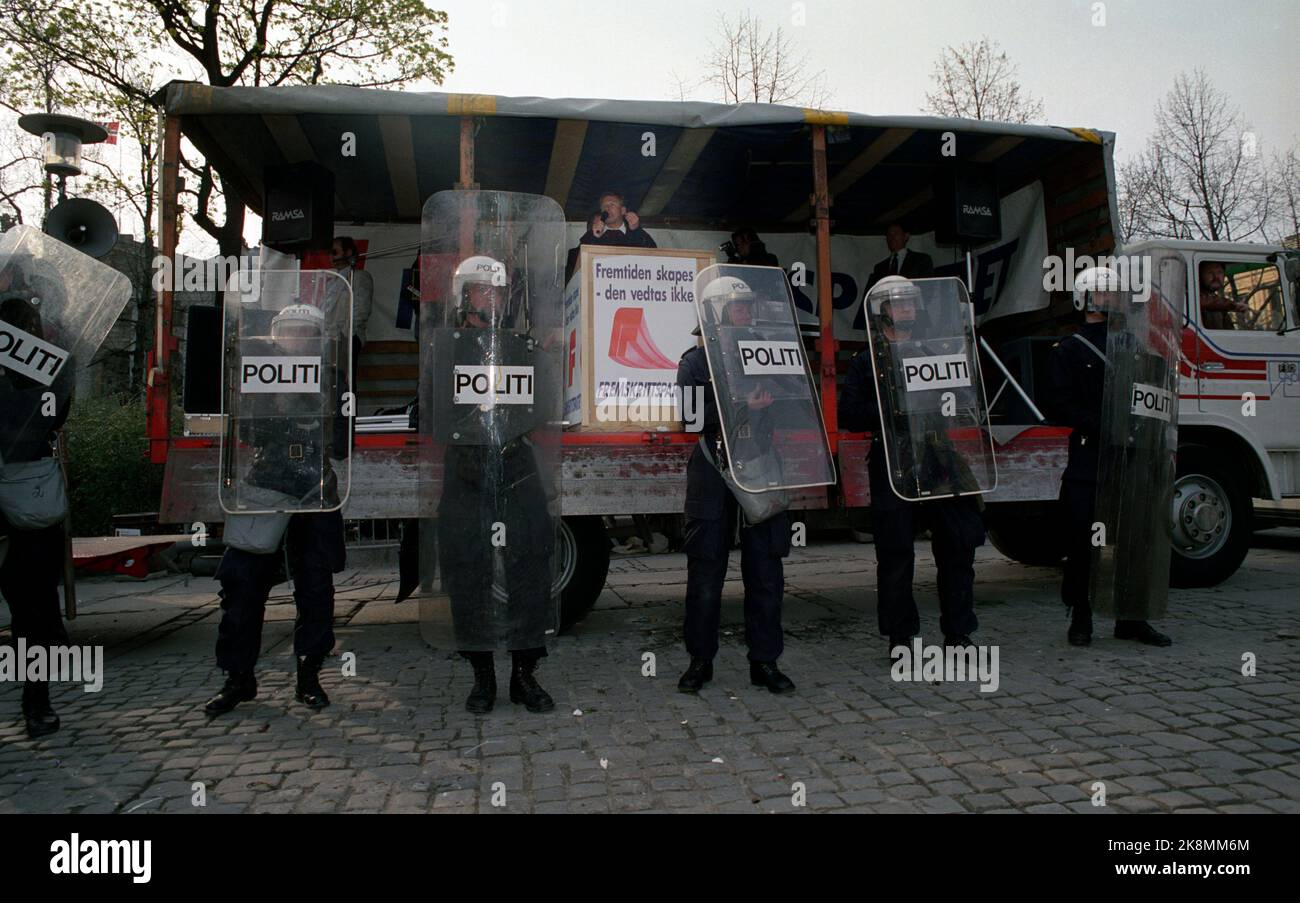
[17,112,118,256]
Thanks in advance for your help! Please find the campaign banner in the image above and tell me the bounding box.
[335,182,1048,350]
[590,253,699,415]
[636,181,1050,339]
[559,246,715,429]
[562,276,583,422]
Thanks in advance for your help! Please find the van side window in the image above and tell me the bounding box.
[1199,260,1286,331]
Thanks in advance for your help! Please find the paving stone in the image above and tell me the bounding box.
[2,539,1296,813]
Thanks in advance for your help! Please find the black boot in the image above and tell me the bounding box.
[510,651,554,713]
[1068,606,1093,646]
[677,657,713,693]
[204,671,257,717]
[21,682,60,738]
[750,660,796,694]
[295,654,330,709]
[465,652,497,714]
[1114,620,1172,647]
[887,634,914,661]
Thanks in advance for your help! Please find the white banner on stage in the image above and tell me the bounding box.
[634,180,1050,339]
[340,181,1050,348]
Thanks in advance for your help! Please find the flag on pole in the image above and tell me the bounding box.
[99,121,120,145]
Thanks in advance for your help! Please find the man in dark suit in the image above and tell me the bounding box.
[578,191,657,249]
[866,222,933,292]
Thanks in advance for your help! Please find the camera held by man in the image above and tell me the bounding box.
[721,228,780,268]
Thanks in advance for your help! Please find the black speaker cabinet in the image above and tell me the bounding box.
[262,161,334,251]
[183,304,223,414]
[934,163,1002,246]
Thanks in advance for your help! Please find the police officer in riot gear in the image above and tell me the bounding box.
[677,276,795,694]
[437,255,556,715]
[1046,266,1172,647]
[840,276,986,655]
[1,230,132,738]
[205,302,352,716]
[0,272,74,737]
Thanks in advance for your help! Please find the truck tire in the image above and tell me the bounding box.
[984,501,1068,566]
[1169,445,1252,588]
[558,516,610,630]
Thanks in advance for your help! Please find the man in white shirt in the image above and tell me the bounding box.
[865,222,933,292]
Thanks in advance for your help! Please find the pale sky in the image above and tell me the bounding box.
[246,0,1300,254]
[6,0,1296,254]
[426,0,1297,158]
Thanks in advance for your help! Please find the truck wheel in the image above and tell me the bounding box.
[984,502,1067,566]
[557,516,610,630]
[1170,445,1252,587]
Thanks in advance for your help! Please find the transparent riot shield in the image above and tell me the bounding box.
[862,276,997,501]
[417,190,565,651]
[218,267,352,514]
[693,264,835,493]
[1090,250,1187,619]
[0,225,131,466]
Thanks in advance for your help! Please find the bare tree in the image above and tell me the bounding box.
[700,12,831,108]
[2,0,455,257]
[667,69,704,103]
[0,19,164,390]
[1269,146,1300,246]
[0,122,45,226]
[923,37,1044,124]
[2,0,455,393]
[0,31,79,218]
[75,86,168,394]
[1119,70,1272,243]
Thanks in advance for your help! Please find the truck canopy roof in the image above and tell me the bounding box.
[158,82,1114,236]
[1124,239,1293,256]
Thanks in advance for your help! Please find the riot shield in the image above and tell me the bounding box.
[416,190,564,652]
[693,264,835,493]
[218,267,352,515]
[0,225,131,466]
[1090,250,1186,619]
[862,276,997,501]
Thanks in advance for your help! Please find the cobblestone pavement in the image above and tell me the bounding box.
[1,531,1298,814]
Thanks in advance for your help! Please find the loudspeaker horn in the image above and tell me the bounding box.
[44,197,119,258]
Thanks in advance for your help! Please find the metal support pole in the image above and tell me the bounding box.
[979,335,1046,423]
[810,125,837,441]
[147,113,181,464]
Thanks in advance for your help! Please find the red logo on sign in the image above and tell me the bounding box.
[608,307,675,370]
